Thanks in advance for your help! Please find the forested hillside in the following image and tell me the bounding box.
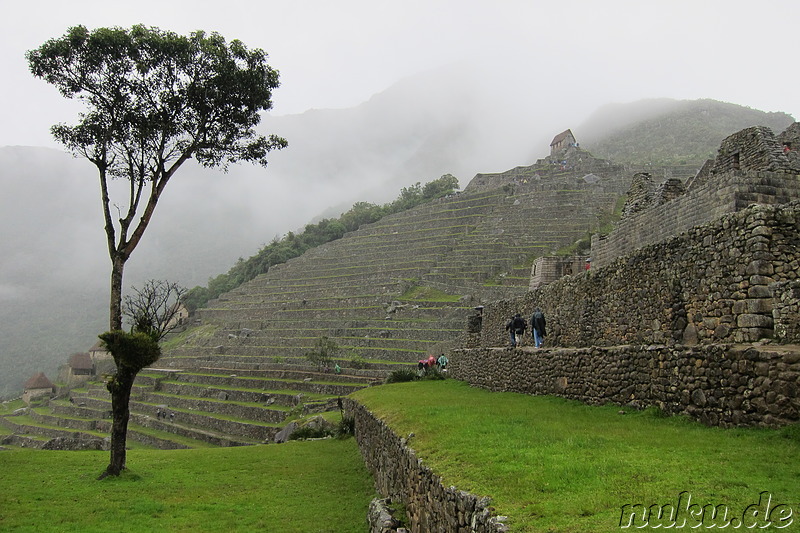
[579,99,794,165]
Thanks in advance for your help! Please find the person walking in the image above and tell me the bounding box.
[505,313,527,348]
[530,307,547,348]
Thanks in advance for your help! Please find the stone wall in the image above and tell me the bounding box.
[345,398,508,533]
[529,255,588,290]
[592,170,800,268]
[448,344,800,428]
[592,124,800,269]
[713,126,795,174]
[482,202,800,349]
[772,280,800,343]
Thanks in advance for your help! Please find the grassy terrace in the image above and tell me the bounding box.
[125,423,218,448]
[198,337,449,349]
[2,414,107,439]
[130,401,283,429]
[149,379,332,401]
[173,371,367,389]
[140,391,293,412]
[208,325,464,336]
[352,380,800,532]
[0,439,374,533]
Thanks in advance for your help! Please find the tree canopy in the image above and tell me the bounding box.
[27,24,287,331]
[123,279,187,341]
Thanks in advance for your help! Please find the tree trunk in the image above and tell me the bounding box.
[109,254,125,331]
[100,366,136,479]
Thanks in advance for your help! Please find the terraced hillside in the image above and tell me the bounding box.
[2,152,631,449]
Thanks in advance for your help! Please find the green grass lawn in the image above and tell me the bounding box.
[0,439,374,533]
[351,380,800,532]
[3,380,798,532]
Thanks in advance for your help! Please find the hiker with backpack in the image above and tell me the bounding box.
[530,307,547,348]
[505,313,527,348]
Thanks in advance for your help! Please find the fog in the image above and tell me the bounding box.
[0,64,575,397]
[1,1,798,396]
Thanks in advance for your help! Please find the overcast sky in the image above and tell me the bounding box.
[1,0,798,148]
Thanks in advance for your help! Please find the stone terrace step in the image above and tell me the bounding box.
[154,381,309,407]
[194,366,381,385]
[167,344,432,363]
[76,394,281,442]
[124,415,255,447]
[161,356,404,375]
[168,371,369,397]
[0,414,106,442]
[139,391,289,424]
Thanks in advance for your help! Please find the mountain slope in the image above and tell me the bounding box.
[1,87,795,398]
[578,98,794,165]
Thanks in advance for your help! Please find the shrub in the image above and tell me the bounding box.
[420,367,447,381]
[349,355,369,369]
[385,368,418,384]
[336,415,355,439]
[305,336,339,370]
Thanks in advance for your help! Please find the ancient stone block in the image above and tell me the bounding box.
[737,314,773,328]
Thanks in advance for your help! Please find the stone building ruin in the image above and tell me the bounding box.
[592,123,800,268]
[549,128,577,155]
[454,123,800,429]
[22,372,55,405]
[529,256,589,290]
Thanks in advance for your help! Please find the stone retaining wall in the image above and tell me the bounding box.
[592,170,800,268]
[482,202,800,349]
[0,416,100,441]
[345,398,508,533]
[772,280,800,343]
[592,124,800,269]
[448,344,800,428]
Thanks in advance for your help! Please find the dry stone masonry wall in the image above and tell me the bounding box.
[592,124,800,268]
[346,398,508,533]
[448,344,799,428]
[459,196,800,428]
[481,201,800,350]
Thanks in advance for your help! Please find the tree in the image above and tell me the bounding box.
[27,25,287,477]
[422,173,460,199]
[94,279,185,479]
[305,336,340,371]
[123,279,187,341]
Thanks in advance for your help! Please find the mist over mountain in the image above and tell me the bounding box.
[578,98,794,164]
[1,63,795,398]
[0,65,555,397]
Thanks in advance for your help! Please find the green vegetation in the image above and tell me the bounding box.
[385,368,419,383]
[352,380,800,532]
[161,324,219,352]
[348,354,370,369]
[0,439,374,533]
[305,336,341,371]
[584,99,794,165]
[183,174,459,311]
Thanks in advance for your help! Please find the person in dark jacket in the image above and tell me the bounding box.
[530,307,547,348]
[505,313,527,348]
